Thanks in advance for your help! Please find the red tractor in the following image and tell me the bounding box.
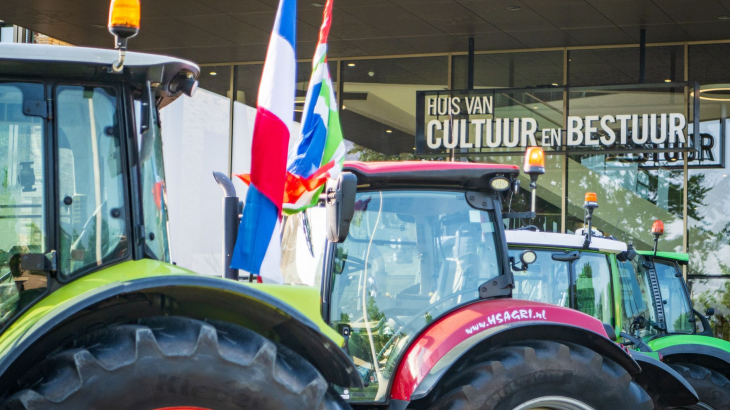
[262,150,664,409]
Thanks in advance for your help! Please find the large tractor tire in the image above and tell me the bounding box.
[670,362,730,410]
[1,316,348,410]
[425,340,653,410]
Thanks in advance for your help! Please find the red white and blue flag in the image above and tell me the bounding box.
[230,0,296,283]
[283,0,345,214]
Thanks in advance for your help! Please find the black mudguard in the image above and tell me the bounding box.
[658,343,730,377]
[0,275,361,392]
[629,351,699,407]
[410,322,640,401]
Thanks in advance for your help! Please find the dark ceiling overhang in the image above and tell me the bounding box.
[1,0,729,64]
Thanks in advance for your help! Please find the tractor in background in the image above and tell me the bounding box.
[506,193,727,408]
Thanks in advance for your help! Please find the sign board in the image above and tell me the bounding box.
[415,82,702,159]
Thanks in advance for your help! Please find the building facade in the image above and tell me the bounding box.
[184,40,730,338]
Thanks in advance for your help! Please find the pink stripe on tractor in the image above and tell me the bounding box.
[390,299,608,401]
[250,106,290,211]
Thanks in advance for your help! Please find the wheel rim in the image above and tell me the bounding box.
[512,396,595,410]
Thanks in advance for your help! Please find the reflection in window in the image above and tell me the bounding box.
[655,261,693,334]
[689,276,730,341]
[510,250,613,326]
[341,57,447,160]
[567,153,683,252]
[569,46,683,87]
[0,82,46,324]
[57,86,128,278]
[330,190,501,402]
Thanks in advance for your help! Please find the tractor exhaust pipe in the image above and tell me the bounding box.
[213,172,240,280]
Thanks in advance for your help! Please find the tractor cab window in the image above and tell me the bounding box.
[330,190,502,402]
[654,260,693,334]
[0,82,47,324]
[629,256,693,336]
[135,98,170,262]
[56,85,129,278]
[510,249,614,326]
[509,249,570,307]
[617,259,656,338]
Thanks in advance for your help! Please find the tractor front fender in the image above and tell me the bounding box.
[629,351,699,407]
[0,262,360,392]
[390,299,639,403]
[651,339,730,378]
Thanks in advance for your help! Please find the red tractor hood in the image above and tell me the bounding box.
[390,299,609,401]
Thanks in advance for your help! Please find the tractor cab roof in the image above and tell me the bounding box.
[344,161,519,190]
[506,230,628,254]
[0,44,199,107]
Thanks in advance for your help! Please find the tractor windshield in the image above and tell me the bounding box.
[329,190,503,402]
[509,249,614,326]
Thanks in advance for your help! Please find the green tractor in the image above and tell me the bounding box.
[631,221,730,409]
[506,193,729,409]
[0,2,360,408]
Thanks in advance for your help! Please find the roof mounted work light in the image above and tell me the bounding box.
[108,0,141,72]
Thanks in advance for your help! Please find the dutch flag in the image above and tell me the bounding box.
[230,0,296,283]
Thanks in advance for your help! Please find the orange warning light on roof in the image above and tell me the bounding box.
[108,0,141,31]
[651,220,665,236]
[523,147,545,175]
[585,192,598,204]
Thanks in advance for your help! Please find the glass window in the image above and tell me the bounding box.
[137,99,170,262]
[330,190,502,402]
[688,276,730,340]
[617,258,654,337]
[0,82,46,323]
[687,44,730,278]
[510,249,570,306]
[566,152,684,251]
[510,249,613,326]
[569,46,684,87]
[198,66,231,98]
[655,260,693,334]
[56,85,128,278]
[341,57,447,160]
[452,51,564,89]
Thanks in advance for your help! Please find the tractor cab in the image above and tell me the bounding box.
[325,161,521,401]
[0,43,199,329]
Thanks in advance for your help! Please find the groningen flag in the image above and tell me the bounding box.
[230,0,296,283]
[283,0,345,214]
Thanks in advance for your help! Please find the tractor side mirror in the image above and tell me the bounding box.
[325,172,357,243]
[706,307,715,318]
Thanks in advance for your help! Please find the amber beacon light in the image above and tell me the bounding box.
[522,147,545,214]
[108,0,141,72]
[651,220,665,255]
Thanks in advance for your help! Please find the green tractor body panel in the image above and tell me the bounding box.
[648,333,730,352]
[0,260,343,361]
[637,250,689,264]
